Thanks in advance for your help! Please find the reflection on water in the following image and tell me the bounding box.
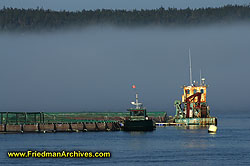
[127,131,148,136]
[209,132,217,135]
[124,131,153,151]
[171,125,217,149]
[182,130,216,149]
[183,139,210,149]
[175,125,209,130]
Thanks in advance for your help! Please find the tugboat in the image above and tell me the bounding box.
[174,50,217,126]
[123,87,155,131]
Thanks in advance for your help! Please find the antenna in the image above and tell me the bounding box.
[189,48,193,86]
[200,69,202,86]
[131,93,142,109]
[136,93,139,109]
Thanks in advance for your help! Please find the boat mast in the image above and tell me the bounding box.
[200,69,202,86]
[136,93,139,109]
[189,48,193,86]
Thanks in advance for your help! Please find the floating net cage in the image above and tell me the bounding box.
[0,112,167,124]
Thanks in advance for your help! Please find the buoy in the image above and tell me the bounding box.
[208,125,217,133]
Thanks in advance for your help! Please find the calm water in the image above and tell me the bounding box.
[0,111,249,166]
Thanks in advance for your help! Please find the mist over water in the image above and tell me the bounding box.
[0,24,250,114]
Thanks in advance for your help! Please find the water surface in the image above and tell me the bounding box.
[0,111,249,166]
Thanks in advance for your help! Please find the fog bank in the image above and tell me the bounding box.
[0,24,250,115]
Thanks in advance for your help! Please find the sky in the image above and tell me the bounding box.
[0,0,250,11]
[0,24,250,115]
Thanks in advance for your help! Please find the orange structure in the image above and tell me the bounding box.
[182,85,207,103]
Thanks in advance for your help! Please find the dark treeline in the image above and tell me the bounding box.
[1,5,250,31]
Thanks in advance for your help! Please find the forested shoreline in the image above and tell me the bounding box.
[1,5,250,31]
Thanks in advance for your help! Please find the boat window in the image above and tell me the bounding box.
[187,90,190,94]
[201,89,204,94]
[193,89,197,94]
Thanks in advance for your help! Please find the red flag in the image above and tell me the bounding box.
[132,85,136,89]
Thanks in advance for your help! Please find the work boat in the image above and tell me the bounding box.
[174,51,217,126]
[123,92,155,131]
[174,79,217,126]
